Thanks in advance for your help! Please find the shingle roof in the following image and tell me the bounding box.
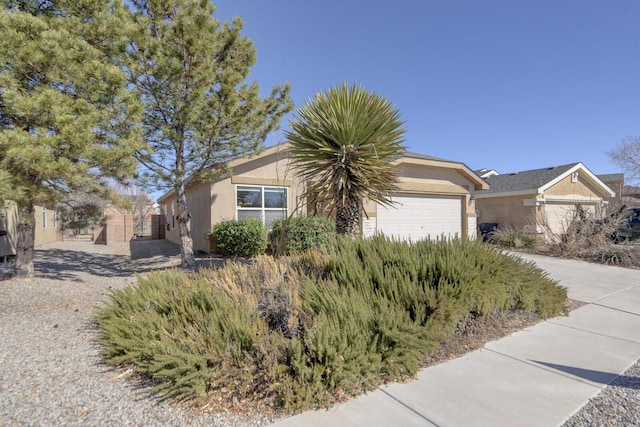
[478,163,580,194]
[597,173,624,183]
[403,151,454,162]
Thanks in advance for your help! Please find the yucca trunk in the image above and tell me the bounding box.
[336,195,361,236]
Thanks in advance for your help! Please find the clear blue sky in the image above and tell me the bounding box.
[211,0,640,177]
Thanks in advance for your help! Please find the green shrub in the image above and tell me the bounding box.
[95,236,567,412]
[211,218,268,257]
[270,215,337,255]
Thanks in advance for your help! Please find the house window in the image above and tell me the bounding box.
[42,207,47,229]
[236,185,287,227]
[53,210,58,228]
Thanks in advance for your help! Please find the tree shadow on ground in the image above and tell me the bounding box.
[34,241,183,281]
[35,249,135,281]
[30,240,254,282]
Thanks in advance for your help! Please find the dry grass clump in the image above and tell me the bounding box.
[541,206,640,267]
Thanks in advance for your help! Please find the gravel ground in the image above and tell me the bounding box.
[1,240,638,426]
[563,360,640,427]
[0,241,280,427]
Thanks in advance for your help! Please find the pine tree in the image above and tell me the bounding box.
[127,0,293,269]
[0,1,144,278]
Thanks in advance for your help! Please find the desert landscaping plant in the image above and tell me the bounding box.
[492,226,537,250]
[269,215,337,256]
[541,205,640,267]
[210,218,268,258]
[286,83,406,236]
[96,236,567,412]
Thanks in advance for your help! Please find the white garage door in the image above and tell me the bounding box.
[376,195,462,241]
[544,203,596,237]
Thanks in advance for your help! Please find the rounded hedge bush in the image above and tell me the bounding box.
[211,218,268,257]
[269,215,337,255]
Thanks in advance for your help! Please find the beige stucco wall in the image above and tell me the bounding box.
[160,149,304,252]
[1,202,61,257]
[34,205,62,246]
[476,195,537,230]
[477,172,607,238]
[0,202,18,257]
[545,174,604,199]
[158,148,485,249]
[160,193,179,246]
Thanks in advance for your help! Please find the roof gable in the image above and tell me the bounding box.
[480,163,578,195]
[477,162,615,198]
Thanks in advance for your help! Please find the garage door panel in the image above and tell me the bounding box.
[377,195,462,241]
[544,203,596,236]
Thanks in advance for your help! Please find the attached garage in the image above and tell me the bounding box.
[360,152,488,242]
[377,194,463,241]
[543,202,597,236]
[476,162,615,243]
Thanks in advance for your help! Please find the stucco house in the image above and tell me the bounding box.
[475,162,615,240]
[157,144,488,253]
[598,173,640,210]
[0,202,62,258]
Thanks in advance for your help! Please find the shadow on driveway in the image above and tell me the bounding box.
[30,239,249,282]
[35,248,133,281]
[33,240,183,281]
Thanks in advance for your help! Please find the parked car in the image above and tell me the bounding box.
[478,222,499,243]
[616,208,640,241]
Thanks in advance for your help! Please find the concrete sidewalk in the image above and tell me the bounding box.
[271,253,640,427]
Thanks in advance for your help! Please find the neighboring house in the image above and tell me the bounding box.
[0,201,62,258]
[475,163,615,240]
[59,193,160,245]
[157,144,488,253]
[598,173,640,210]
[102,194,157,239]
[475,168,500,178]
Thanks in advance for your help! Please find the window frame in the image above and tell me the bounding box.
[235,185,288,228]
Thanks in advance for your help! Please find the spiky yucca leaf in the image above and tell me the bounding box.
[286,82,406,234]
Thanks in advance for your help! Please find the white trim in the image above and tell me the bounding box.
[523,198,540,207]
[542,194,604,203]
[235,184,288,227]
[539,163,615,197]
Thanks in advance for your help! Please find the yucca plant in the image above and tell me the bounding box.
[285,82,406,236]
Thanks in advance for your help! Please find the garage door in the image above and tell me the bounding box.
[544,203,596,236]
[376,195,462,241]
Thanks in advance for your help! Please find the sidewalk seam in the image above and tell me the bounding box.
[547,319,640,345]
[591,285,640,303]
[379,389,441,427]
[482,347,605,389]
[590,302,640,319]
